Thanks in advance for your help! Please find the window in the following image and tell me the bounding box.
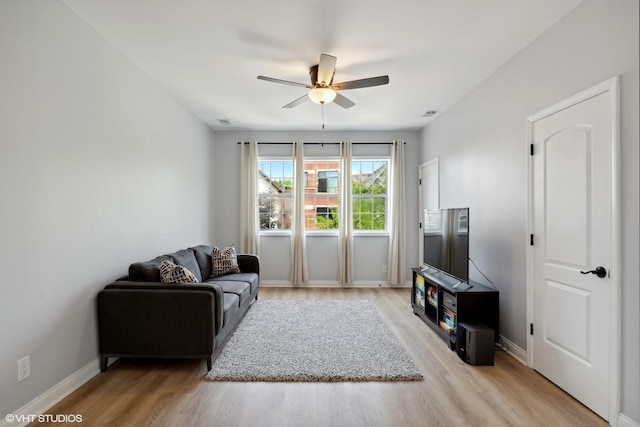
[315,206,337,229]
[304,160,340,230]
[352,160,388,231]
[258,160,293,230]
[257,156,389,233]
[317,170,338,193]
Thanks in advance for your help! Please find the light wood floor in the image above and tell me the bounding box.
[33,288,606,426]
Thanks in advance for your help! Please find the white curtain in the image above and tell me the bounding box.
[239,140,260,255]
[289,140,309,285]
[387,140,406,285]
[338,140,353,285]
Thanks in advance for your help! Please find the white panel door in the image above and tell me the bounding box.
[418,159,439,265]
[529,81,618,421]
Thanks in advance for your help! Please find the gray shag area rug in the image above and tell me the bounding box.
[205,300,423,382]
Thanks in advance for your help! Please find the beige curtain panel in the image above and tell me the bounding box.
[240,140,260,256]
[387,139,406,285]
[338,140,354,285]
[289,140,309,285]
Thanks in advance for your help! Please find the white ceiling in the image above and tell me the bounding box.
[63,0,581,131]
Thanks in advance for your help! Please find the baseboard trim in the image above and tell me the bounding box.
[260,280,291,287]
[499,335,527,365]
[260,280,412,288]
[1,357,114,427]
[497,337,640,427]
[618,413,640,427]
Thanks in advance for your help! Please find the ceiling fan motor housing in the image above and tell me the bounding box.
[309,65,318,86]
[309,64,334,86]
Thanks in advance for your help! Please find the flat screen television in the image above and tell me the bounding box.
[422,207,469,283]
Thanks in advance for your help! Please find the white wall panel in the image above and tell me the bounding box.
[0,0,214,416]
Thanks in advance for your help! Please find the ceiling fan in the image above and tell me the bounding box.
[257,53,389,109]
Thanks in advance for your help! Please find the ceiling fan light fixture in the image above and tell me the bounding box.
[308,87,336,104]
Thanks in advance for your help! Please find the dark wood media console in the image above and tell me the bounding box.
[411,267,499,351]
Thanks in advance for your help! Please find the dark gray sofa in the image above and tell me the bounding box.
[97,244,259,372]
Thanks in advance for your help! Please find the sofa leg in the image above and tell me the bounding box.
[206,357,212,371]
[100,356,108,372]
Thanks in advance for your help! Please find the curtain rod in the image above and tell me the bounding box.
[237,141,404,145]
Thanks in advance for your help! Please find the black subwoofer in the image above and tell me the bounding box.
[456,322,494,366]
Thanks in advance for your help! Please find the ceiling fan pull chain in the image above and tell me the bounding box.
[321,103,325,130]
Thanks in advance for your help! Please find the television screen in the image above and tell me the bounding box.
[422,208,469,282]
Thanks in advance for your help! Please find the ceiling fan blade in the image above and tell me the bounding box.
[257,75,311,88]
[317,54,337,85]
[333,93,355,109]
[332,75,389,90]
[282,94,309,109]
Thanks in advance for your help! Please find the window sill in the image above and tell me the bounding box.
[306,230,339,236]
[260,230,389,237]
[260,231,291,237]
[354,231,389,237]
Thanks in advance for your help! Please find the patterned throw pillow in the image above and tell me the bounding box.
[159,260,199,284]
[211,245,241,277]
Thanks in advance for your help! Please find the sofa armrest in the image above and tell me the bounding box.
[97,288,217,364]
[237,254,260,275]
[102,281,224,336]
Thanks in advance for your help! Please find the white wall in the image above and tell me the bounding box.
[0,0,214,417]
[213,130,419,286]
[420,0,639,422]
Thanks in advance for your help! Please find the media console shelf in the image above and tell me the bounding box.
[412,267,499,351]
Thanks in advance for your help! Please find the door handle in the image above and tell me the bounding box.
[580,266,607,278]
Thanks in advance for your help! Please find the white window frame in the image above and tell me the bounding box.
[304,157,341,235]
[352,157,390,236]
[258,156,294,236]
[257,155,390,236]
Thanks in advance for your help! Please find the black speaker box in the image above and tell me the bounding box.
[456,322,494,366]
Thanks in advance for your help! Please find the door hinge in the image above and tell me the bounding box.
[419,222,422,229]
[530,144,534,155]
[530,323,534,335]
[530,234,534,246]
[419,178,422,185]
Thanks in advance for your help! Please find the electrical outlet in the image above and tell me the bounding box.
[382,265,387,273]
[18,356,30,382]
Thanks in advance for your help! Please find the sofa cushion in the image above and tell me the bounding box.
[129,256,173,282]
[159,260,199,284]
[213,272,259,295]
[222,293,240,326]
[211,245,241,277]
[165,249,202,282]
[189,245,213,279]
[213,280,251,305]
